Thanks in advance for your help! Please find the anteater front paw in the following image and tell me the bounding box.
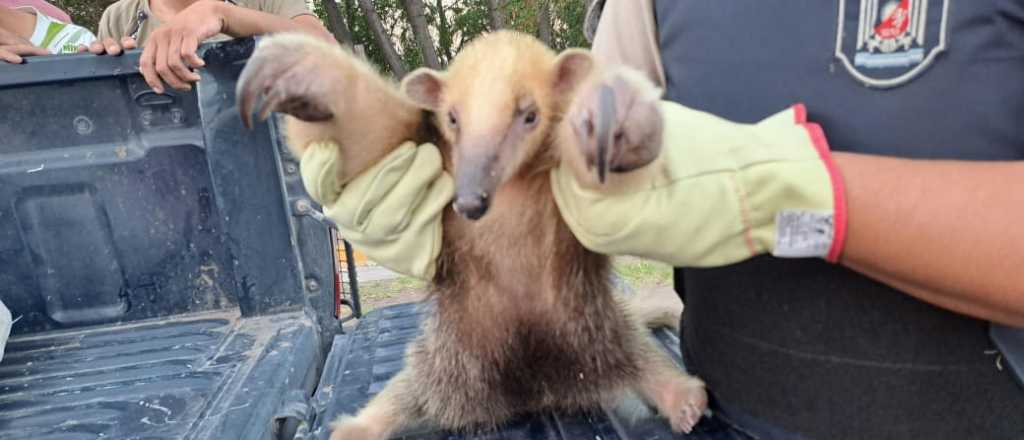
[566,67,665,184]
[236,32,342,129]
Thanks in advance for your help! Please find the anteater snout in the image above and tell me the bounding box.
[453,193,490,220]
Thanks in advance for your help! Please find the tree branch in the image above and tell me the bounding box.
[537,0,553,46]
[402,0,442,69]
[356,0,407,77]
[486,0,507,30]
[321,0,353,46]
[435,0,453,63]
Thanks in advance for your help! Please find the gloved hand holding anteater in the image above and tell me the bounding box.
[236,30,705,440]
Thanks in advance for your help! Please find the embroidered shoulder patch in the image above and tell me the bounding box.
[834,0,949,89]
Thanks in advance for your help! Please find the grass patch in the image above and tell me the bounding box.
[353,259,672,312]
[613,257,673,287]
[356,276,428,312]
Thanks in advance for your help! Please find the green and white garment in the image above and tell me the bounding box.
[23,7,96,54]
[0,299,9,364]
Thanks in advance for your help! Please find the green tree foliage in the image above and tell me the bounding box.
[315,0,589,76]
[52,0,118,32]
[57,0,589,75]
[551,0,588,50]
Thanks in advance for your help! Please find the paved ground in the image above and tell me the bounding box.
[354,265,400,283]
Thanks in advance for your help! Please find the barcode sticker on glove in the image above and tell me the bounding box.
[773,210,834,259]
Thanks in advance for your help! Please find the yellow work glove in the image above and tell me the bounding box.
[551,102,847,268]
[300,141,454,280]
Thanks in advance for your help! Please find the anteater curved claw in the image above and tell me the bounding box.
[595,84,616,184]
[235,36,336,130]
[567,67,665,184]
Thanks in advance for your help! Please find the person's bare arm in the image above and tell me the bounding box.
[220,9,332,42]
[589,0,664,89]
[835,152,1024,326]
[0,6,34,38]
[136,0,334,93]
[590,0,1024,326]
[0,7,49,63]
[84,5,137,56]
[0,26,48,63]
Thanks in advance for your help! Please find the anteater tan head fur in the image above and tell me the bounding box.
[235,29,708,440]
[401,31,593,220]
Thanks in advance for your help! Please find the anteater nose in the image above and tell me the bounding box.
[453,194,490,220]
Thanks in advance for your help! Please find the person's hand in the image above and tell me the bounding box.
[139,1,225,93]
[81,36,138,56]
[0,27,48,63]
[552,67,848,268]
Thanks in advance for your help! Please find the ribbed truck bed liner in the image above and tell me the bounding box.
[0,309,321,440]
[300,302,743,440]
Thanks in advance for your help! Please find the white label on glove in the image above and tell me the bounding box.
[773,210,834,259]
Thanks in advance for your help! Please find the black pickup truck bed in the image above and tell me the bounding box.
[299,303,741,440]
[0,38,735,440]
[1,310,320,439]
[0,39,341,439]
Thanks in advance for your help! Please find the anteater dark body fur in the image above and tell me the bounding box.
[406,177,643,430]
[235,30,708,440]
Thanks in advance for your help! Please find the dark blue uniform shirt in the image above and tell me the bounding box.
[643,1,1024,438]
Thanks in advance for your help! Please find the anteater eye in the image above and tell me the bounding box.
[523,110,537,125]
[448,111,458,126]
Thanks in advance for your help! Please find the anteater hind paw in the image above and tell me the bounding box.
[657,376,708,434]
[329,414,385,440]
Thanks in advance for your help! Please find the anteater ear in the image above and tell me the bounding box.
[553,49,595,95]
[402,68,446,111]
